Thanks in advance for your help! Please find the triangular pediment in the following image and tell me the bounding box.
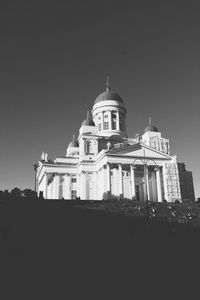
[108,143,172,160]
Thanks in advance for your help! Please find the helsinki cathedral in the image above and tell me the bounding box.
[36,80,181,202]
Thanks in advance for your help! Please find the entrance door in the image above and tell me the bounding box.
[136,185,140,201]
[135,179,145,202]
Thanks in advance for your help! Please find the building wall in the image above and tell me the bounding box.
[178,163,195,202]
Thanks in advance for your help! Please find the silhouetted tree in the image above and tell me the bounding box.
[23,189,37,199]
[10,187,23,198]
[39,191,44,199]
[0,190,4,199]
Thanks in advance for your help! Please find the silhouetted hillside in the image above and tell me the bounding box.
[0,198,200,298]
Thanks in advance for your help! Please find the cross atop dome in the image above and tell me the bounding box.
[106,76,111,91]
[149,117,152,126]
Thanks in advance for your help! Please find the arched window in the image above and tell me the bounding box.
[119,114,124,131]
[103,113,109,130]
[112,113,117,130]
[86,140,93,153]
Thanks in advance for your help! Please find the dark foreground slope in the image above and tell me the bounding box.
[0,199,200,299]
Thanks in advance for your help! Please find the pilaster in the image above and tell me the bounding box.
[80,171,86,200]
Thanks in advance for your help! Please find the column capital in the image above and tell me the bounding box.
[131,164,137,170]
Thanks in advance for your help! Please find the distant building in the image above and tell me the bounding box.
[36,80,182,202]
[178,163,195,202]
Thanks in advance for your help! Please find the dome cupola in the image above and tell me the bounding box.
[95,90,124,104]
[92,77,127,138]
[94,77,124,105]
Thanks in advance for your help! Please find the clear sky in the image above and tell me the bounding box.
[1,0,200,197]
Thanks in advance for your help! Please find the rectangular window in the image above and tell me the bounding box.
[71,177,77,183]
[112,122,116,130]
[71,190,77,199]
[104,115,108,119]
[103,122,109,130]
[98,124,101,131]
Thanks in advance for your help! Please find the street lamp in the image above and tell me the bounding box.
[133,150,158,219]
[33,162,39,192]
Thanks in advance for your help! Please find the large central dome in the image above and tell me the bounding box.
[94,90,124,104]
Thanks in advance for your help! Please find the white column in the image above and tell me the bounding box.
[130,165,136,200]
[64,173,71,199]
[116,111,120,130]
[108,110,112,130]
[53,174,60,199]
[118,163,123,198]
[107,163,111,198]
[146,166,150,201]
[44,172,48,199]
[156,168,162,202]
[80,171,86,200]
[102,165,107,199]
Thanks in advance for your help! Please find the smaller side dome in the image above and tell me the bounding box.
[144,118,158,133]
[81,111,95,127]
[81,119,95,126]
[68,134,79,147]
[144,125,158,133]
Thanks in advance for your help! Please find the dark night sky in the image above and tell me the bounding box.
[1,0,200,197]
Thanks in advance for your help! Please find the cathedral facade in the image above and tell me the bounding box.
[36,82,182,202]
